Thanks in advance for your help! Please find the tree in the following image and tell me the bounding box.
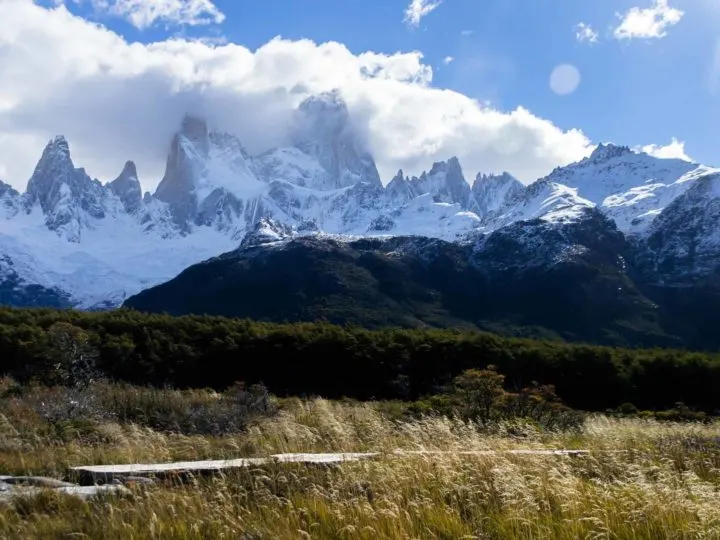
[44,322,100,388]
[452,366,505,422]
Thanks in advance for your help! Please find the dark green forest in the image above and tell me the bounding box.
[0,307,718,413]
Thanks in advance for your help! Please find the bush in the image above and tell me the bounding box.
[94,381,277,435]
[616,402,639,415]
[653,402,707,423]
[409,368,586,432]
[36,323,102,389]
[452,367,505,423]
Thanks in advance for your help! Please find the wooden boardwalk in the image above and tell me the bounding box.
[71,450,590,485]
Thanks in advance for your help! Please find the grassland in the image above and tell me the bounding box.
[0,380,719,539]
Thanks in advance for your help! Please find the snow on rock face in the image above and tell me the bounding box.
[240,217,294,248]
[472,172,524,219]
[489,180,595,232]
[474,208,626,274]
[0,180,20,219]
[636,172,720,283]
[0,179,17,199]
[325,182,387,231]
[153,115,261,232]
[409,157,477,211]
[109,161,142,214]
[589,143,634,161]
[385,170,418,207]
[25,136,109,242]
[543,143,705,234]
[253,147,328,189]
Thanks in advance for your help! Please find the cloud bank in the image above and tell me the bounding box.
[639,138,693,162]
[613,0,683,40]
[0,0,598,191]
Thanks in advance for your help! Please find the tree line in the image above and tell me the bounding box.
[0,307,718,413]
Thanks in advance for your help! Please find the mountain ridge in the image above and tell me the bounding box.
[1,91,719,344]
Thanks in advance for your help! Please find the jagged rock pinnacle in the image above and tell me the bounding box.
[109,160,142,214]
[589,143,632,161]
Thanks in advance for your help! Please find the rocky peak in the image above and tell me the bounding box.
[154,114,261,231]
[474,171,519,185]
[410,157,475,210]
[109,161,142,214]
[45,136,72,161]
[423,158,465,187]
[430,157,462,175]
[209,131,249,159]
[26,136,73,205]
[240,217,294,248]
[24,136,107,241]
[0,179,18,199]
[293,91,382,189]
[588,143,633,162]
[385,169,417,205]
[153,116,211,230]
[0,179,20,218]
[472,172,525,217]
[119,160,138,178]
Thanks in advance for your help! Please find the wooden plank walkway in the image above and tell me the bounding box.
[71,453,380,484]
[71,450,590,485]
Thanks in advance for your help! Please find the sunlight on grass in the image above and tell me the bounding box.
[1,386,719,539]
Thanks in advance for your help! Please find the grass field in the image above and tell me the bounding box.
[0,381,719,539]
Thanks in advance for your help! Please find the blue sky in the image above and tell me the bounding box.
[1,0,717,188]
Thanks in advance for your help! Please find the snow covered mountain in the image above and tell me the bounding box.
[539,143,714,234]
[633,170,720,285]
[1,91,720,316]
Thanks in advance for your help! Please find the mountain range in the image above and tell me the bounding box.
[2,91,720,348]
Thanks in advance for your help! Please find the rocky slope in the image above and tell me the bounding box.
[125,213,677,347]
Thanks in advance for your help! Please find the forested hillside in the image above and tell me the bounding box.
[1,307,718,413]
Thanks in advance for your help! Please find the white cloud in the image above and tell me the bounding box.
[0,0,595,191]
[403,0,442,28]
[613,0,683,40]
[443,56,454,65]
[575,22,598,44]
[639,138,693,161]
[67,0,225,29]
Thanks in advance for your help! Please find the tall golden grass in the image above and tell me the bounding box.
[1,383,719,539]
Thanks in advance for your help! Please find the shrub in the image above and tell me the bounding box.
[414,368,587,432]
[452,366,505,423]
[94,381,277,435]
[23,322,102,389]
